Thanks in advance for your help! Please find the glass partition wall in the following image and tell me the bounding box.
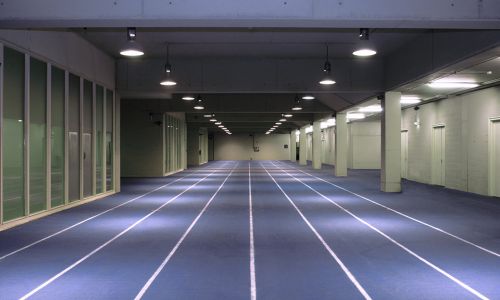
[0,44,117,225]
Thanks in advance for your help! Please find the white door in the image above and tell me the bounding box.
[491,121,500,197]
[432,126,445,186]
[401,131,408,179]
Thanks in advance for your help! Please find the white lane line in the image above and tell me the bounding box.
[275,160,500,259]
[249,162,257,300]
[261,163,372,300]
[273,163,489,300]
[0,161,227,263]
[134,162,238,300]
[19,165,229,300]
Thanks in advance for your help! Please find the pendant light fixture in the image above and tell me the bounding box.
[284,113,293,118]
[182,95,195,101]
[319,45,336,85]
[353,28,377,57]
[160,44,177,86]
[292,95,303,111]
[120,28,144,57]
[193,95,204,110]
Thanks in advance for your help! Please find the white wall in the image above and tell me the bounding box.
[214,133,290,160]
[401,86,500,196]
[321,127,335,165]
[348,122,381,169]
[306,122,380,169]
[0,29,115,89]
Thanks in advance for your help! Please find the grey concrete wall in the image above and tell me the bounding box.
[214,133,290,161]
[121,104,164,177]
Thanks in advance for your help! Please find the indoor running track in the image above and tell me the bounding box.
[0,160,500,299]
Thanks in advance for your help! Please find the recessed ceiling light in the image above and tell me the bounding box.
[427,82,479,89]
[358,105,382,113]
[427,78,478,89]
[401,96,422,104]
[347,112,365,120]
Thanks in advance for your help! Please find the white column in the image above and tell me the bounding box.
[335,113,347,176]
[312,121,322,169]
[299,127,307,165]
[381,91,402,192]
[290,131,297,162]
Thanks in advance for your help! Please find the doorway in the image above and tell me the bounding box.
[431,125,445,186]
[488,118,500,197]
[401,130,408,179]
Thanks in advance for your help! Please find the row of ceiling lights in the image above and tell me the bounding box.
[120,28,484,112]
[119,28,379,104]
[265,114,293,135]
[205,114,232,135]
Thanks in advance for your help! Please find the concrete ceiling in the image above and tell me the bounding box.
[2,0,498,133]
[78,28,425,59]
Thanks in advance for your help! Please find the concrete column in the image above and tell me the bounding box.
[381,91,402,192]
[335,113,347,176]
[312,121,322,169]
[299,127,307,165]
[290,131,297,162]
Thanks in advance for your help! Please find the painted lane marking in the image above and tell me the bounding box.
[272,163,489,300]
[275,160,500,258]
[261,163,372,300]
[0,161,228,263]
[19,164,232,300]
[134,162,238,300]
[249,162,257,300]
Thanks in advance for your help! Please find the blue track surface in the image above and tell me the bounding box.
[0,160,499,299]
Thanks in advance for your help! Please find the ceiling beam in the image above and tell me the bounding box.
[1,0,499,29]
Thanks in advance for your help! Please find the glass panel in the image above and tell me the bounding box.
[3,47,25,221]
[95,85,104,194]
[105,89,113,191]
[29,57,47,214]
[68,74,80,202]
[51,66,65,207]
[83,80,93,197]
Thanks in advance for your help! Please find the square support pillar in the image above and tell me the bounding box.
[312,121,322,169]
[290,130,297,162]
[381,91,402,192]
[335,113,347,177]
[299,127,307,165]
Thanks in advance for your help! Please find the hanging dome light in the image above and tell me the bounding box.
[353,28,377,57]
[182,95,195,101]
[284,113,293,118]
[319,45,336,85]
[120,28,145,57]
[292,96,303,111]
[302,95,315,100]
[193,95,204,110]
[160,44,177,86]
